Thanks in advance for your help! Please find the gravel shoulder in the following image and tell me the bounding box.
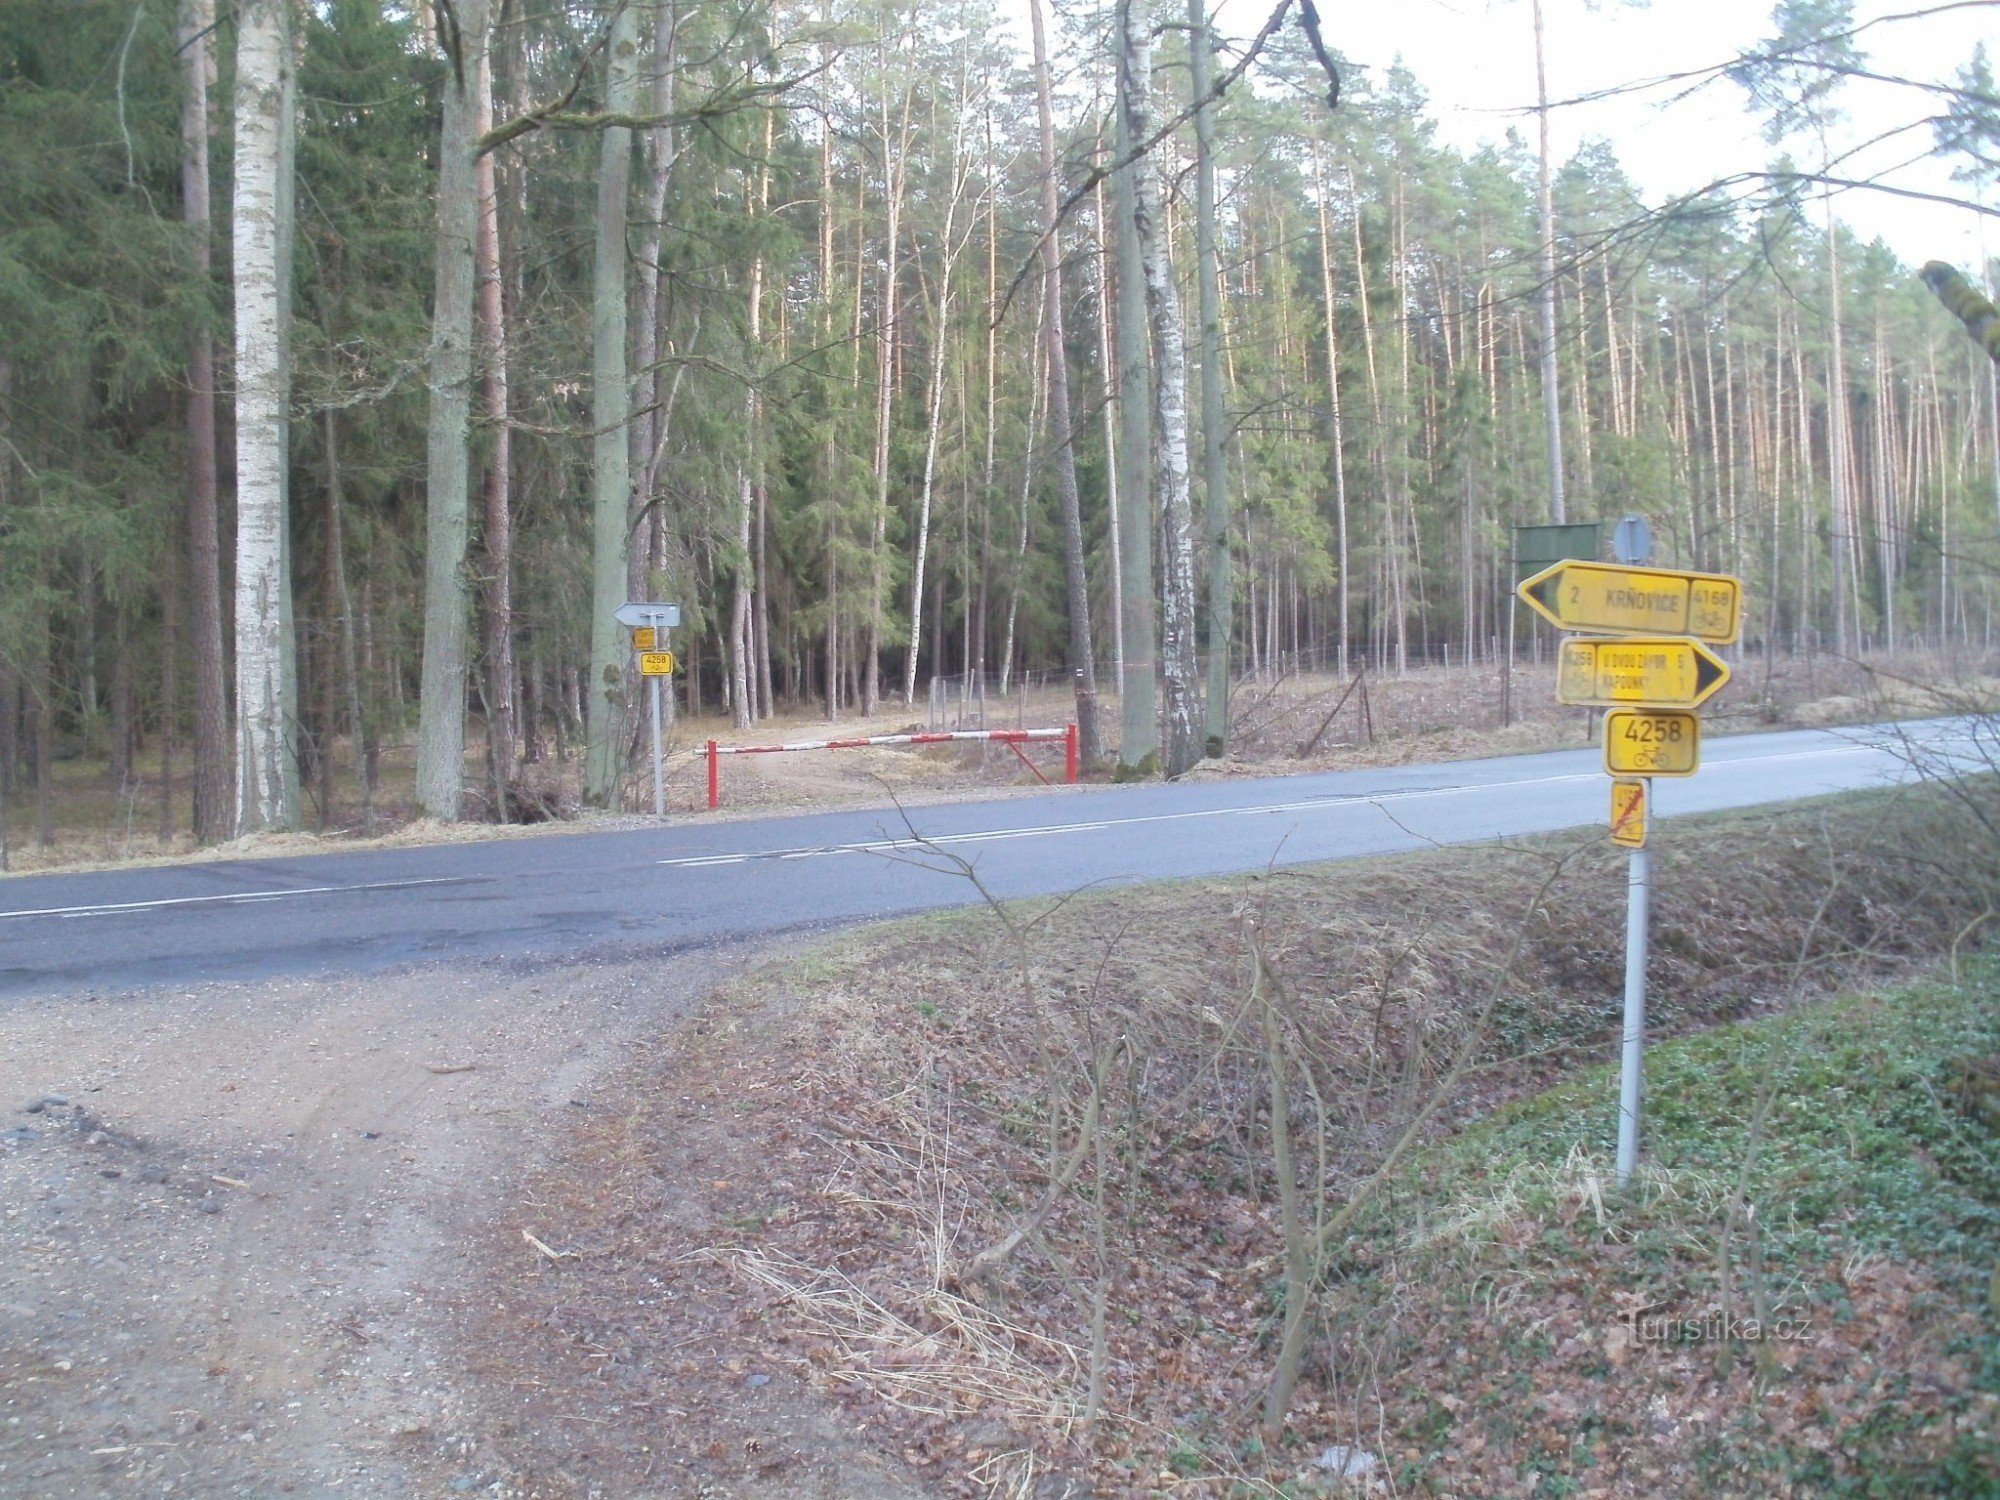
[0,945,915,1498]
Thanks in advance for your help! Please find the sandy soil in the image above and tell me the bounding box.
[0,946,931,1498]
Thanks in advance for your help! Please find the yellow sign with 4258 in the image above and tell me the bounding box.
[1603,708,1699,777]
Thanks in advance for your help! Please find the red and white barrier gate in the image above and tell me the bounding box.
[705,723,1078,809]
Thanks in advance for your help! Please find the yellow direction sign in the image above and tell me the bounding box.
[1556,635,1730,709]
[1609,778,1649,848]
[639,650,677,677]
[1518,560,1742,644]
[1603,708,1700,777]
[631,626,658,651]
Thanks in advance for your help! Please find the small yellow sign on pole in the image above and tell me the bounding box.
[639,650,676,677]
[1518,560,1742,644]
[1609,777,1648,848]
[631,626,658,651]
[1603,708,1700,777]
[1556,635,1730,709]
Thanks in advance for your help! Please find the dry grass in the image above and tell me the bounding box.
[453,772,2000,1497]
[703,1245,1085,1424]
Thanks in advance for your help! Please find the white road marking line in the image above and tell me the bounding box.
[0,876,471,923]
[653,739,1911,871]
[656,782,1497,868]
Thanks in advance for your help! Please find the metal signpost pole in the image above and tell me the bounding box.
[1611,518,1652,1190]
[1503,531,1516,727]
[649,671,664,817]
[647,606,670,818]
[1616,833,1649,1187]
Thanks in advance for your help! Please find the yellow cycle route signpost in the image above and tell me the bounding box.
[1517,524,1741,1187]
[615,602,682,817]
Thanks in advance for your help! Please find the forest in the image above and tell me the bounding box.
[1,0,1997,848]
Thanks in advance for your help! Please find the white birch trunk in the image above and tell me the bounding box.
[231,0,297,834]
[1113,5,1156,771]
[1121,0,1199,777]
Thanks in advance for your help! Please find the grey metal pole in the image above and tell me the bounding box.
[1616,838,1650,1186]
[649,673,664,817]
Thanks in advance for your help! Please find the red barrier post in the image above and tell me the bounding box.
[1065,722,1078,783]
[707,740,720,809]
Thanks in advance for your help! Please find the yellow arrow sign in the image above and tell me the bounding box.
[639,650,677,677]
[1556,636,1730,708]
[1609,777,1649,848]
[1603,708,1700,777]
[1518,559,1742,644]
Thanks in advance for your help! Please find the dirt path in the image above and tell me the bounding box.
[0,949,927,1498]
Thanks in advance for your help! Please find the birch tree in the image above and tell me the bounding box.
[1190,0,1229,753]
[232,0,299,834]
[1120,0,1200,777]
[1113,2,1157,773]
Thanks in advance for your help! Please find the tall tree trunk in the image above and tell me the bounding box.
[733,111,774,728]
[585,2,645,805]
[1311,137,1350,679]
[178,0,229,845]
[1027,0,1102,764]
[1093,154,1126,685]
[905,76,975,709]
[1190,0,1229,755]
[1531,0,1565,524]
[865,48,915,718]
[1113,8,1157,772]
[474,32,514,816]
[417,0,490,820]
[158,517,179,843]
[1121,0,1199,777]
[633,0,681,560]
[1824,190,1850,655]
[231,0,299,834]
[1000,299,1050,697]
[323,407,373,835]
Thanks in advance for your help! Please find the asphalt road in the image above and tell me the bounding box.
[0,719,1966,999]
